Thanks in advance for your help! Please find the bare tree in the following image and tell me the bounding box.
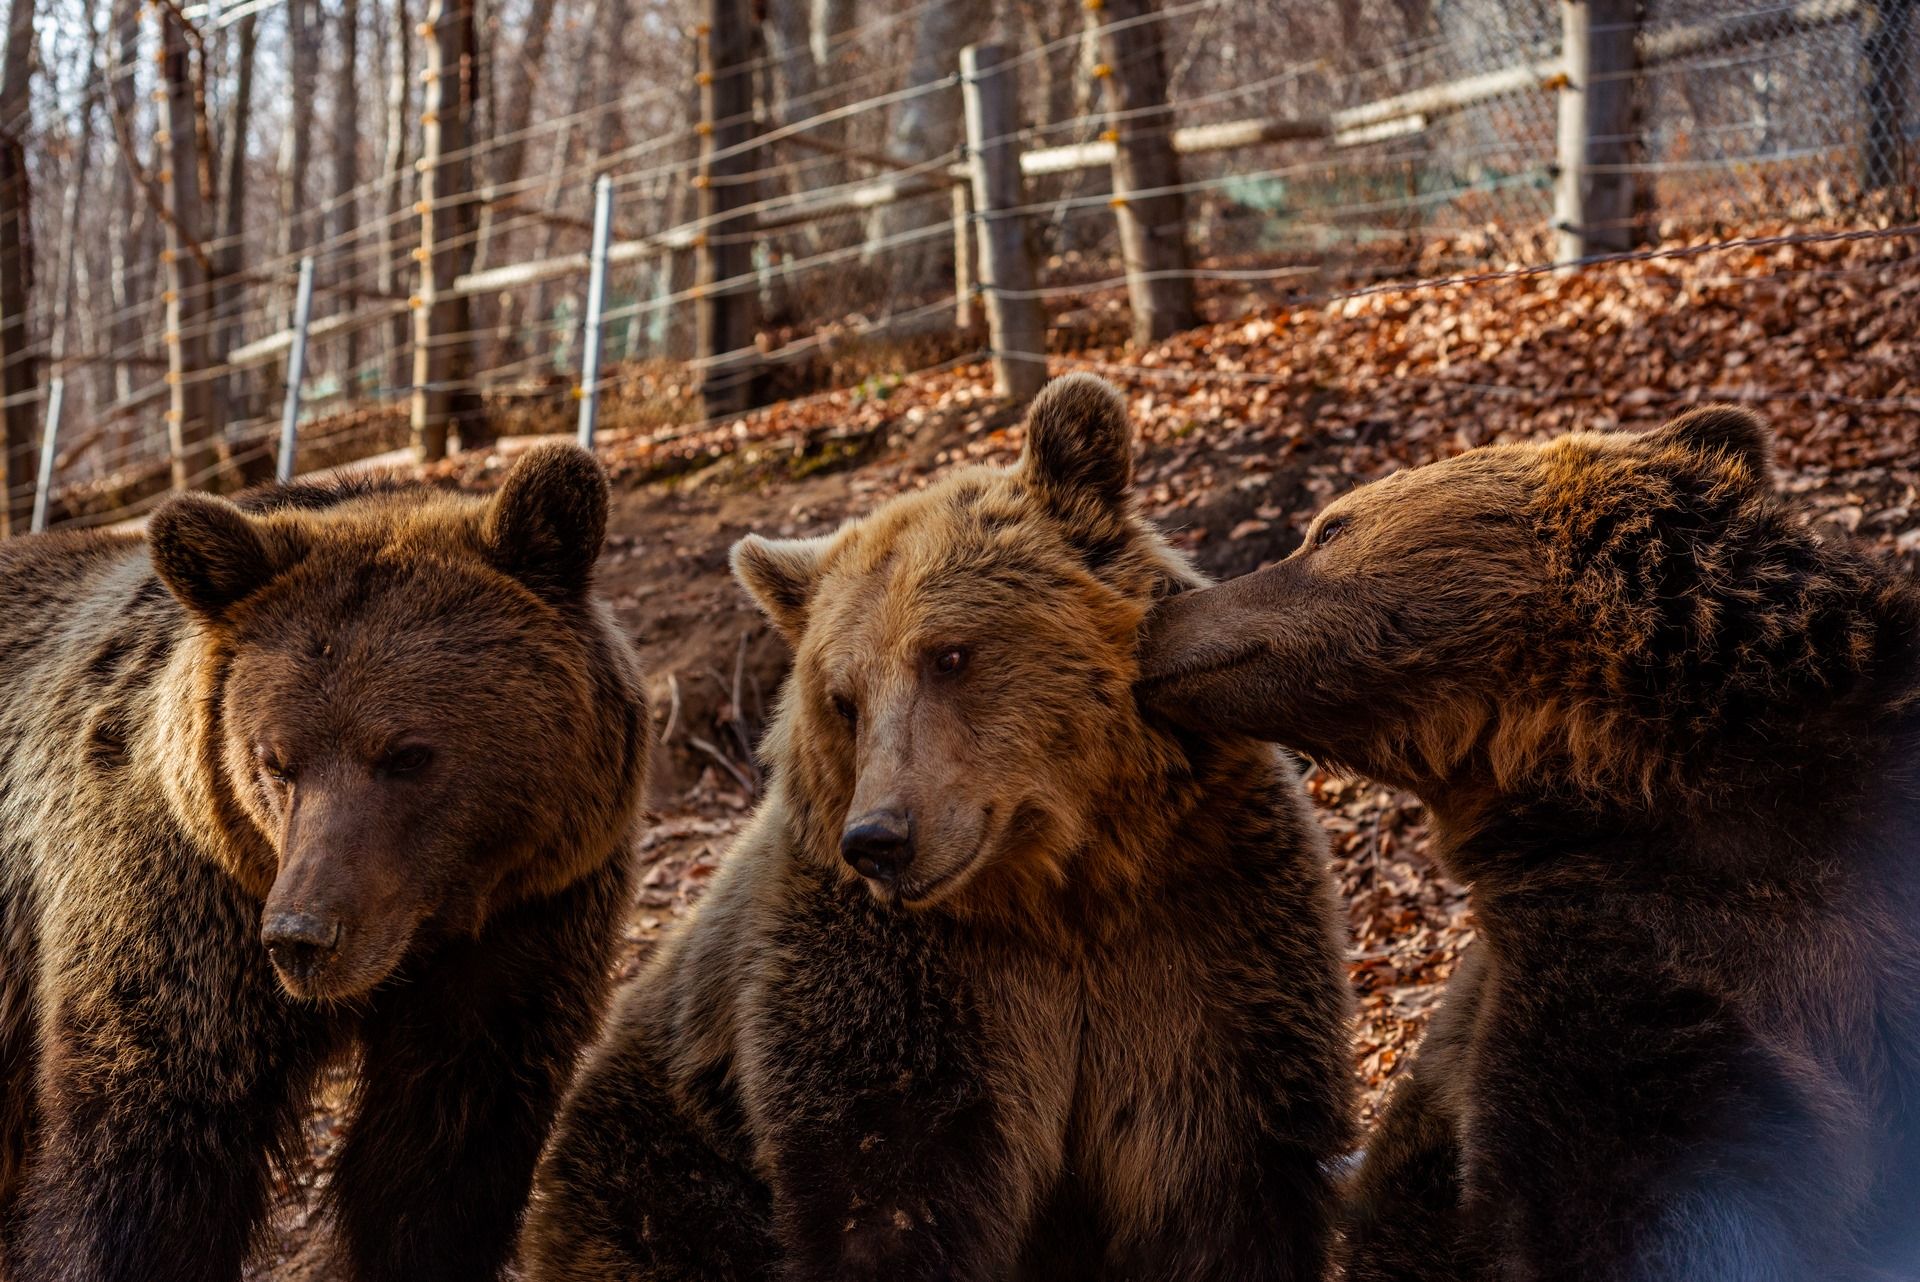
[331,0,362,373]
[104,0,143,405]
[377,0,414,392]
[0,0,37,534]
[159,6,224,491]
[866,0,992,292]
[413,0,484,458]
[279,0,319,305]
[215,9,257,422]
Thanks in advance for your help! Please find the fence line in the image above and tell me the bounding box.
[12,0,1917,533]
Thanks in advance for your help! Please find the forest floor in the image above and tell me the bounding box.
[251,222,1920,1278]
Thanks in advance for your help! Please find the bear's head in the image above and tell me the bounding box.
[1140,406,1916,806]
[733,374,1200,917]
[147,444,648,1000]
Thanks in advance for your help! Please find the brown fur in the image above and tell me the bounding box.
[522,374,1355,1281]
[1140,408,1920,1281]
[0,445,649,1281]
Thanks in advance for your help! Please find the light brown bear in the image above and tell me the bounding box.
[0,445,649,1281]
[520,374,1355,1282]
[1139,408,1920,1282]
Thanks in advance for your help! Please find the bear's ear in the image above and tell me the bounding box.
[1019,373,1134,512]
[1644,405,1773,483]
[484,443,610,601]
[148,494,290,622]
[731,533,831,640]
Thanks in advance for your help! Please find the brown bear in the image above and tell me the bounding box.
[0,445,650,1282]
[1137,408,1920,1282]
[519,374,1355,1282]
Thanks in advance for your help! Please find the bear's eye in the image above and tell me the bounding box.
[931,647,968,677]
[379,745,435,778]
[1311,516,1351,549]
[257,749,295,787]
[829,693,858,728]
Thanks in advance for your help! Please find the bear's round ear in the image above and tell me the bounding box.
[148,493,284,622]
[484,443,610,602]
[1644,405,1773,483]
[731,533,831,640]
[1019,373,1134,511]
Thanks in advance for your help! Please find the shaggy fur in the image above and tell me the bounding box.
[0,445,650,1282]
[1139,408,1920,1282]
[521,374,1355,1282]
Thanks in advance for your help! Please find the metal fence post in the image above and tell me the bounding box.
[277,256,316,484]
[29,376,63,533]
[577,175,615,449]
[961,43,1047,400]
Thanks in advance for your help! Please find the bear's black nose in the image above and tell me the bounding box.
[841,813,914,884]
[262,911,341,981]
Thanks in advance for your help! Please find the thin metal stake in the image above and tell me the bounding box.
[577,174,615,449]
[30,377,64,534]
[277,256,317,484]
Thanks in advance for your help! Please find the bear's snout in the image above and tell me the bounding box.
[262,910,342,987]
[841,811,914,885]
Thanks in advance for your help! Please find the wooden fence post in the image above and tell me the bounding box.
[961,42,1047,400]
[1089,0,1196,344]
[696,0,765,420]
[413,0,483,461]
[952,182,975,331]
[1554,0,1642,264]
[1864,0,1914,194]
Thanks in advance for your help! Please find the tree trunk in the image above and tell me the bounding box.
[216,10,256,424]
[105,0,141,405]
[1092,0,1197,344]
[331,0,361,377]
[161,8,224,492]
[0,0,36,535]
[412,0,483,458]
[866,0,990,293]
[279,0,318,316]
[378,0,413,393]
[487,0,561,198]
[697,0,765,418]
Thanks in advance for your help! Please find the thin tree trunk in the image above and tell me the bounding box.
[590,0,630,162]
[378,0,413,392]
[331,0,361,376]
[217,10,256,421]
[412,0,483,457]
[161,7,224,491]
[105,0,140,404]
[0,0,37,534]
[487,0,560,198]
[279,0,318,318]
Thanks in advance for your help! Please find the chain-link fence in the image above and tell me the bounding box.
[11,0,1916,532]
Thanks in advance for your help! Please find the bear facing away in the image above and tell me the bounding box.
[1137,408,1920,1282]
[520,374,1355,1282]
[0,445,650,1282]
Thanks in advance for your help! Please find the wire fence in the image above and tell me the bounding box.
[5,0,1915,532]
